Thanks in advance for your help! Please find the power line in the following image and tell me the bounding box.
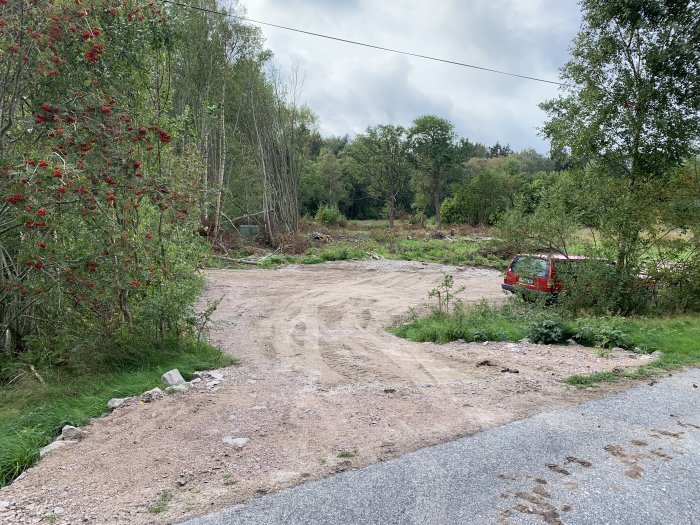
[161,0,567,87]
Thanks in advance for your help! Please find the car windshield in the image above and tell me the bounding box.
[510,257,548,277]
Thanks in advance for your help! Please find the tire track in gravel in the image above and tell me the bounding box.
[226,261,504,387]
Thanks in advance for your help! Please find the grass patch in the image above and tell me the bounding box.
[147,490,173,514]
[391,301,530,344]
[0,337,235,487]
[374,238,507,269]
[337,449,357,458]
[392,300,700,386]
[256,238,507,270]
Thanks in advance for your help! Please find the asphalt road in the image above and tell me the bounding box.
[180,369,700,525]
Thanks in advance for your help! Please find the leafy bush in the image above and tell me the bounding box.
[572,323,634,350]
[557,260,654,316]
[315,205,347,227]
[408,211,427,226]
[526,318,574,344]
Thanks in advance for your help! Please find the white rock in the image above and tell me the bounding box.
[52,507,64,515]
[209,371,224,381]
[206,380,221,388]
[61,425,86,441]
[190,378,202,384]
[141,387,164,402]
[107,398,125,410]
[166,384,189,394]
[249,405,267,411]
[40,440,77,458]
[192,371,205,379]
[222,436,249,449]
[161,369,185,387]
[0,501,9,510]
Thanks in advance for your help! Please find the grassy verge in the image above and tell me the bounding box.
[247,236,509,270]
[0,337,235,487]
[391,301,700,386]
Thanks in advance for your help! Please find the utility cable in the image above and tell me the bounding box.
[161,0,567,87]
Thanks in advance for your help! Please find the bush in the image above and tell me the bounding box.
[408,211,427,227]
[572,323,634,350]
[526,318,574,344]
[557,260,654,316]
[315,205,347,227]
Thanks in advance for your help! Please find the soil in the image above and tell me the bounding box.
[0,260,652,524]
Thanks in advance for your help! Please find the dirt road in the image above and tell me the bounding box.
[0,261,649,524]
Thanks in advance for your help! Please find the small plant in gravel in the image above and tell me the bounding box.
[337,449,357,458]
[147,491,173,514]
[223,474,237,486]
[428,274,465,314]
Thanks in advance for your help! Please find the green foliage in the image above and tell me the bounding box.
[526,318,574,345]
[314,204,347,227]
[300,148,350,216]
[394,300,700,385]
[0,1,204,356]
[428,274,465,314]
[441,168,513,226]
[391,300,529,344]
[572,322,635,350]
[496,171,581,256]
[534,0,700,314]
[541,1,700,179]
[343,125,411,227]
[408,115,459,226]
[556,259,655,316]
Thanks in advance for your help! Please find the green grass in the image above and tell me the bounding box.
[374,238,506,269]
[391,301,528,344]
[337,449,357,458]
[392,301,700,387]
[258,246,369,268]
[565,316,700,385]
[147,490,173,514]
[0,338,235,487]
[255,236,507,270]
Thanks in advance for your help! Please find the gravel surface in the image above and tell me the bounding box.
[0,261,656,524]
[180,368,700,525]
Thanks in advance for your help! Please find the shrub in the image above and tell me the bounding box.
[557,260,654,316]
[526,318,574,344]
[572,321,635,350]
[315,205,347,227]
[408,211,427,226]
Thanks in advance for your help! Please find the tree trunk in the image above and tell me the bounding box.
[211,84,226,239]
[434,171,441,228]
[388,194,395,228]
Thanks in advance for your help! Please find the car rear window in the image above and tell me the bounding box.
[510,257,548,277]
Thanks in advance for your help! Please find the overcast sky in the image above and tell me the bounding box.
[237,0,582,153]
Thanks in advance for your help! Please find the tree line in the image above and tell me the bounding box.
[301,121,555,228]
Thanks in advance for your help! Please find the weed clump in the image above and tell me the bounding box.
[315,205,347,227]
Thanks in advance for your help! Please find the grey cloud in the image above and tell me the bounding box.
[241,0,582,152]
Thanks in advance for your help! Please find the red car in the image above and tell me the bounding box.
[502,254,587,295]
